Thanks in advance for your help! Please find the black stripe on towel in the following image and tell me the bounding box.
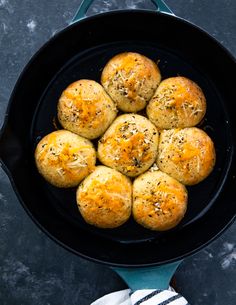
[134,290,162,305]
[159,294,182,305]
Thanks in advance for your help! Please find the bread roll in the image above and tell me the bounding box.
[77,166,132,228]
[35,130,96,187]
[147,76,206,129]
[58,79,117,139]
[98,114,159,177]
[101,52,161,112]
[157,127,216,185]
[133,170,188,231]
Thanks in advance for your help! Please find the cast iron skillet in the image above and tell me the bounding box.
[0,0,236,274]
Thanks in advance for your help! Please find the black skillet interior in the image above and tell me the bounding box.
[0,11,235,266]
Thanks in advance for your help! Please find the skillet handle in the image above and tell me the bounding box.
[0,124,11,176]
[0,122,8,166]
[73,0,173,22]
[0,121,22,174]
[112,260,182,291]
[151,0,173,14]
[73,0,94,21]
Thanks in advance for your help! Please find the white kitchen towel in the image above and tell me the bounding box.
[91,288,189,305]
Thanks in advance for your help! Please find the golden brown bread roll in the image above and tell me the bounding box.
[101,52,161,112]
[147,76,206,129]
[35,130,96,187]
[97,114,159,177]
[77,166,132,228]
[58,79,117,139]
[157,127,216,185]
[133,170,188,231]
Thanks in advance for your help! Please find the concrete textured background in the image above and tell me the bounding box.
[0,1,236,304]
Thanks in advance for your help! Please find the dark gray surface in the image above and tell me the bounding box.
[0,0,236,304]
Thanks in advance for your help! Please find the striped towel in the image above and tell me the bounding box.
[91,288,189,305]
